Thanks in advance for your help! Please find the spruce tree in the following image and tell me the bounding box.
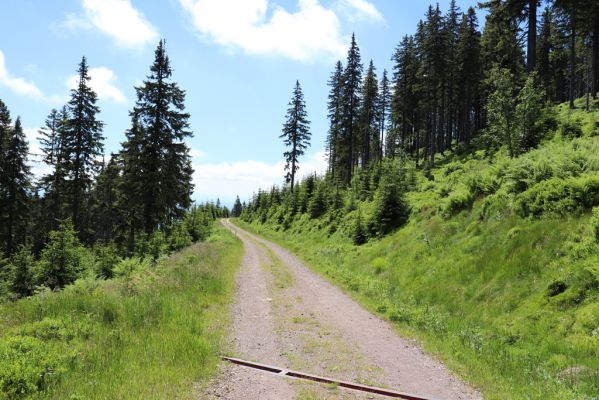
[456,7,482,143]
[127,39,194,234]
[480,0,525,77]
[92,155,121,243]
[554,0,580,108]
[0,99,11,176]
[419,5,447,165]
[232,196,243,217]
[537,8,554,98]
[340,34,363,184]
[359,60,379,167]
[443,0,461,151]
[0,117,31,255]
[326,61,344,181]
[36,219,85,289]
[592,3,599,98]
[119,117,145,251]
[378,69,391,160]
[280,80,311,191]
[0,100,12,222]
[390,35,419,160]
[505,0,540,71]
[64,57,104,234]
[38,107,69,233]
[9,246,34,298]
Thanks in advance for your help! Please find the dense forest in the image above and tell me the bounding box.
[242,0,599,239]
[0,41,232,301]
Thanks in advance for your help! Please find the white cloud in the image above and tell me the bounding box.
[337,0,384,23]
[67,66,127,104]
[66,0,158,48]
[189,147,206,159]
[0,50,46,100]
[192,151,327,204]
[178,0,348,61]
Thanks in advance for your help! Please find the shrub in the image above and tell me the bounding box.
[0,336,72,399]
[9,246,35,298]
[169,222,193,251]
[351,212,368,245]
[516,175,599,217]
[184,208,212,242]
[560,120,583,139]
[546,281,568,297]
[369,163,410,236]
[113,257,152,278]
[94,244,121,279]
[35,220,86,290]
[308,184,327,219]
[147,231,167,261]
[442,184,475,218]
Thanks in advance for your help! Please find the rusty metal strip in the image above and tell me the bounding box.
[221,356,438,400]
[222,356,282,374]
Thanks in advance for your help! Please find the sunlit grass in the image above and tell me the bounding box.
[0,223,243,399]
[235,201,599,399]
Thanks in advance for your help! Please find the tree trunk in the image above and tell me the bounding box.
[527,0,537,72]
[569,9,576,109]
[593,9,599,98]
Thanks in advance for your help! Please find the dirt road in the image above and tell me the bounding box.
[203,219,483,399]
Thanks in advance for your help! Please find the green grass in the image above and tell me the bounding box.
[0,223,243,399]
[236,105,599,399]
[236,209,599,399]
[234,105,599,398]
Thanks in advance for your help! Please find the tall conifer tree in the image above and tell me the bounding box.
[280,81,311,191]
[326,61,344,180]
[38,107,69,233]
[0,117,31,255]
[127,40,194,234]
[456,7,482,143]
[359,60,379,167]
[64,57,104,234]
[340,33,363,184]
[378,69,391,160]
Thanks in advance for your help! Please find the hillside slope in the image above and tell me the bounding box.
[0,224,242,399]
[239,104,599,399]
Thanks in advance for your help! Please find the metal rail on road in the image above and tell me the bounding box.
[221,356,439,400]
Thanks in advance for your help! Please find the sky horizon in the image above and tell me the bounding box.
[1,0,483,207]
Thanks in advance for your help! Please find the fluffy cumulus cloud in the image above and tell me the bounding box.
[0,50,45,100]
[66,0,158,48]
[337,0,384,23]
[192,151,327,204]
[67,66,127,104]
[178,0,382,61]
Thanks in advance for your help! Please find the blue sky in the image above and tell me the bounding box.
[0,0,482,205]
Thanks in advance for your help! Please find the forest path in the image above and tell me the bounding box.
[202,219,482,400]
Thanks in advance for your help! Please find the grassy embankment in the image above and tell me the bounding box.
[236,104,599,399]
[0,223,242,399]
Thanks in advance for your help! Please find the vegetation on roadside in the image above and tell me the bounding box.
[0,224,242,399]
[237,101,599,400]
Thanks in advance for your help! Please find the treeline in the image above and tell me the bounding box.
[328,0,598,181]
[242,0,599,240]
[0,40,210,300]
